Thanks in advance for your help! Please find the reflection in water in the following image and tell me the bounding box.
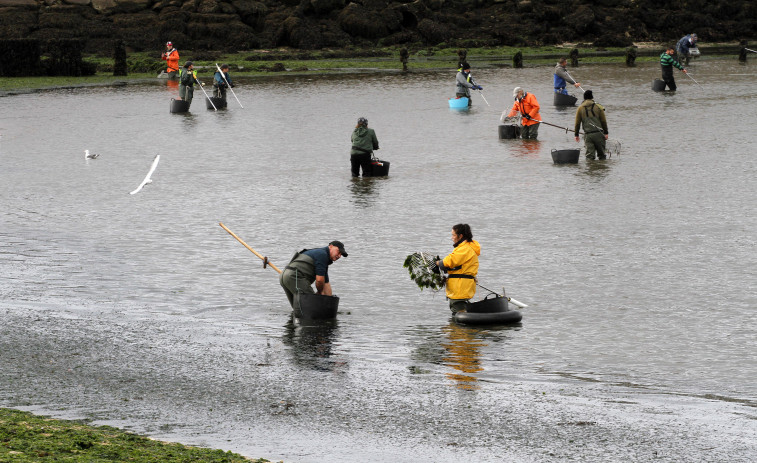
[441,323,485,390]
[282,317,346,372]
[506,139,541,158]
[348,177,381,207]
[578,158,612,180]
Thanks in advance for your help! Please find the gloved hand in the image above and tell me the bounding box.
[473,85,483,90]
[522,114,532,120]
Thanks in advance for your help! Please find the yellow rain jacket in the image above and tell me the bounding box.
[442,240,481,300]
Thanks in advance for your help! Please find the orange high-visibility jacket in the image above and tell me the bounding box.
[507,92,541,126]
[162,48,179,73]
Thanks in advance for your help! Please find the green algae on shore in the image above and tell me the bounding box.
[0,408,273,463]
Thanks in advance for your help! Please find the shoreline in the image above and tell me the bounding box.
[0,42,748,96]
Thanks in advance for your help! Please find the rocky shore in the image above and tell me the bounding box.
[1,0,755,54]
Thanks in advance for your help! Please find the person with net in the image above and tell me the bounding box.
[574,90,609,160]
[435,224,481,314]
[506,87,541,139]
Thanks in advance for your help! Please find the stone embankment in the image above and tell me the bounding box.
[0,0,755,53]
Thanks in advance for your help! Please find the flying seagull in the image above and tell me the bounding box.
[84,149,100,159]
[129,154,160,195]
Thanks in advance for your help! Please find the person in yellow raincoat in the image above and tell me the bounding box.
[436,224,480,313]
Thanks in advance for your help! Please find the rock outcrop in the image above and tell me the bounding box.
[0,0,754,53]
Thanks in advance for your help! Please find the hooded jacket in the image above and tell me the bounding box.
[350,126,379,156]
[442,240,481,300]
[507,92,541,126]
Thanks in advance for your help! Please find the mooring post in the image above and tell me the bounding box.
[513,51,523,68]
[569,48,579,67]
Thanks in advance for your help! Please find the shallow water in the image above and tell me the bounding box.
[1,58,756,461]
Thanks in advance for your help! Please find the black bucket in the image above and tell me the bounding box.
[468,294,510,313]
[652,79,667,92]
[206,96,226,110]
[551,149,580,164]
[371,159,390,176]
[498,124,520,139]
[296,293,339,320]
[170,98,190,113]
[553,92,578,106]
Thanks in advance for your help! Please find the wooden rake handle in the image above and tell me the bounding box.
[219,222,282,274]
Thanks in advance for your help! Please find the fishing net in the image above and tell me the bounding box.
[606,139,621,157]
[403,252,445,291]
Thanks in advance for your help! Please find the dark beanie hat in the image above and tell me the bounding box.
[584,90,593,100]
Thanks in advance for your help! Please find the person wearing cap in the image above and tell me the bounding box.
[455,62,482,106]
[660,45,687,91]
[280,241,347,311]
[350,117,379,177]
[676,33,699,65]
[178,61,198,106]
[435,224,480,314]
[553,58,581,95]
[161,41,180,80]
[213,64,234,106]
[574,90,609,160]
[506,87,541,139]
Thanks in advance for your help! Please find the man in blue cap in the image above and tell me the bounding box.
[280,241,347,310]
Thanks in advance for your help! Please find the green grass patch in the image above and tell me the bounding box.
[0,408,272,462]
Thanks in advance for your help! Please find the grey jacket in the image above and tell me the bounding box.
[554,63,577,85]
[456,71,474,97]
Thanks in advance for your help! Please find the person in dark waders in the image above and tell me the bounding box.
[455,62,482,107]
[350,117,379,177]
[280,241,347,311]
[574,90,609,160]
[178,61,197,107]
[436,224,480,314]
[660,45,687,91]
[213,64,234,106]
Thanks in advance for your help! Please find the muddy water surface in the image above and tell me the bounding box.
[1,58,756,462]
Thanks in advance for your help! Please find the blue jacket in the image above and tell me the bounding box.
[677,35,696,55]
[214,71,232,88]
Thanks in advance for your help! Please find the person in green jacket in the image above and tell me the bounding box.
[350,117,379,177]
[574,90,609,160]
[178,61,197,106]
[660,45,687,91]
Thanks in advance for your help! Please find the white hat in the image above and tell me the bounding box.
[512,87,523,97]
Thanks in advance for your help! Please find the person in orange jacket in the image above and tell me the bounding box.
[161,41,180,80]
[506,87,541,139]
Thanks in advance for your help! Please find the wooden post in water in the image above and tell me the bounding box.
[569,48,579,66]
[513,51,523,68]
[625,46,637,67]
[739,40,748,62]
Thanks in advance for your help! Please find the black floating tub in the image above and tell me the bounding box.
[454,294,522,325]
[170,98,190,113]
[652,79,667,92]
[206,96,226,109]
[371,159,390,176]
[553,92,577,106]
[551,148,580,164]
[498,124,520,139]
[296,293,339,320]
[454,310,522,325]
